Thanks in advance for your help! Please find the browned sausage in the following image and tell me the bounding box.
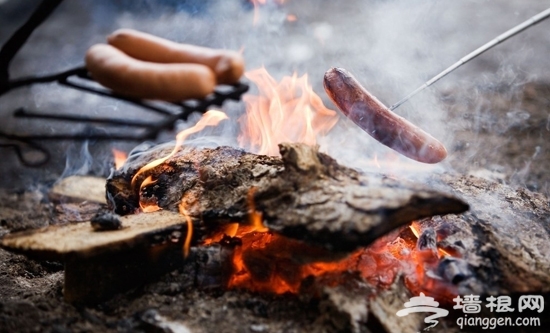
[107,29,245,85]
[85,44,216,101]
[323,67,447,164]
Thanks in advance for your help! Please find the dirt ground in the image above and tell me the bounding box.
[1,1,549,332]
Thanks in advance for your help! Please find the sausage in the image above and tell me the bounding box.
[85,44,216,101]
[107,29,245,85]
[323,68,447,164]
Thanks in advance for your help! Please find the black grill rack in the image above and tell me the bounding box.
[0,0,249,166]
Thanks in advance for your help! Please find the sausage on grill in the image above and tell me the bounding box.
[85,43,216,101]
[108,29,245,85]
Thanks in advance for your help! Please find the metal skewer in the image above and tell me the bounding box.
[389,7,550,111]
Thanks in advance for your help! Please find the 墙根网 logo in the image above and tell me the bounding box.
[396,293,449,329]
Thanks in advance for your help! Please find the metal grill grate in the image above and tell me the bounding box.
[0,0,248,166]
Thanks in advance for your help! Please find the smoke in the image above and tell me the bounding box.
[1,0,549,189]
[60,141,93,178]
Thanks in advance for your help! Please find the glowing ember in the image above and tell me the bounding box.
[203,220,459,301]
[238,67,338,155]
[112,148,128,170]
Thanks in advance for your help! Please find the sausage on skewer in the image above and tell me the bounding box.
[323,67,447,164]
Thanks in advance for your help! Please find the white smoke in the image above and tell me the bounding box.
[1,0,549,188]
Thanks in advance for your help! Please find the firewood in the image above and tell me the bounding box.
[49,175,107,204]
[107,143,469,252]
[423,174,550,295]
[0,210,186,259]
[0,210,189,303]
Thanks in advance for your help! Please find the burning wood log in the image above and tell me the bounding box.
[107,142,468,252]
[425,174,550,296]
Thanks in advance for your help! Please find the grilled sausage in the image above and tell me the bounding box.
[107,29,245,85]
[85,43,216,101]
[323,67,447,164]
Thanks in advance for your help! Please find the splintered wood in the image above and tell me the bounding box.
[107,143,468,252]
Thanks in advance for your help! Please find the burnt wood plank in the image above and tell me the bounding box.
[0,210,187,260]
[49,175,107,204]
[0,210,189,304]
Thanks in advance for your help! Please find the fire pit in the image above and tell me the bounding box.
[0,1,549,333]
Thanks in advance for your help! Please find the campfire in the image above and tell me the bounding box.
[101,67,467,303]
[1,1,549,333]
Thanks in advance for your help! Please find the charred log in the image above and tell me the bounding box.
[107,143,468,252]
[106,142,283,219]
[425,174,550,295]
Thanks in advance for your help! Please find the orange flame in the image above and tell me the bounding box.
[123,61,457,301]
[247,187,268,232]
[131,110,228,193]
[178,201,193,258]
[238,67,338,155]
[438,248,452,257]
[112,148,127,170]
[131,110,228,257]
